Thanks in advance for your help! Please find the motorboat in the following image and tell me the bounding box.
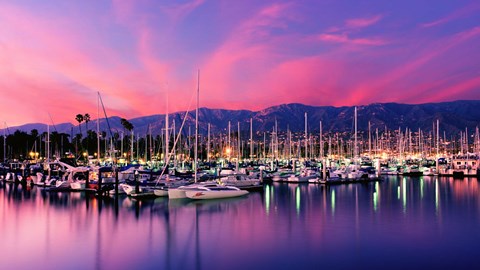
[184,184,248,200]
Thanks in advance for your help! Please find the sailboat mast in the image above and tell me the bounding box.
[250,118,253,160]
[3,123,6,162]
[47,124,50,161]
[97,92,101,164]
[320,121,323,158]
[166,92,169,166]
[368,121,371,156]
[228,121,231,160]
[173,119,176,167]
[304,112,308,160]
[194,70,199,183]
[237,121,240,171]
[207,123,210,163]
[354,107,358,159]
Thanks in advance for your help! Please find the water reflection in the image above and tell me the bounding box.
[1,176,480,269]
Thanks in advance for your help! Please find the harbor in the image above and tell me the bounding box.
[1,175,479,270]
[1,1,479,269]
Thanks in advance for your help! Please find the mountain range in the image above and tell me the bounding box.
[2,100,480,137]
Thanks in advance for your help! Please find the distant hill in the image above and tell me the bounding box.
[2,100,480,137]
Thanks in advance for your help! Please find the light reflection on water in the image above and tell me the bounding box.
[0,176,479,270]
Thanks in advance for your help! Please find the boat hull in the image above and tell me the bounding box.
[168,188,187,199]
[185,190,248,200]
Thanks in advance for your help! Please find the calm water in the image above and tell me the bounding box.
[1,176,479,270]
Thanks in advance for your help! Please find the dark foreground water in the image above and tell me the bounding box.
[1,176,479,270]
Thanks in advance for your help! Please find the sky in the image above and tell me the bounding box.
[0,0,479,126]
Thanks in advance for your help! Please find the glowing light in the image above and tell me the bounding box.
[420,178,424,199]
[295,186,301,215]
[435,179,439,214]
[331,189,336,215]
[402,177,407,212]
[265,185,270,215]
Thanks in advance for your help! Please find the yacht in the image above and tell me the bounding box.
[185,184,248,200]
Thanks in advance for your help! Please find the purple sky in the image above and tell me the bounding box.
[0,0,479,126]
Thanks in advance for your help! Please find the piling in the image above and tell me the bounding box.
[115,168,119,196]
[322,158,327,180]
[86,170,90,189]
[135,170,140,194]
[98,170,103,196]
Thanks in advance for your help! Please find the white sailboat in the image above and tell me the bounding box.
[168,70,249,200]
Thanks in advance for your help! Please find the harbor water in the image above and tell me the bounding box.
[1,176,479,270]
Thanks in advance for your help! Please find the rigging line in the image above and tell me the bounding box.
[97,92,114,139]
[155,84,197,186]
[47,112,58,133]
[4,122,11,136]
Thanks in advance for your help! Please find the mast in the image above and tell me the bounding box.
[304,112,308,160]
[263,132,266,161]
[236,122,240,171]
[250,118,253,160]
[368,121,371,156]
[207,123,210,163]
[130,129,134,162]
[97,92,101,164]
[121,132,124,162]
[47,124,50,161]
[228,121,231,160]
[3,123,6,162]
[354,107,358,160]
[320,121,323,158]
[194,70,199,183]
[273,117,278,160]
[436,119,439,156]
[165,91,169,166]
[173,119,176,167]
[436,119,440,173]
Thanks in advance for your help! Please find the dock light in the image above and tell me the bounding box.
[225,147,232,155]
[29,152,34,158]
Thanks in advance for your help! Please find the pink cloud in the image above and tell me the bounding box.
[320,14,386,47]
[432,76,480,101]
[318,33,387,46]
[345,14,383,28]
[159,0,205,22]
[199,2,297,107]
[0,3,161,124]
[345,26,480,105]
[421,2,480,28]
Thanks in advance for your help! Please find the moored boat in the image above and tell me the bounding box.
[185,185,248,200]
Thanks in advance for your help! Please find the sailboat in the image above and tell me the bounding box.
[168,70,249,200]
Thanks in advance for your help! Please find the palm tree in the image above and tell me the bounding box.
[84,113,91,131]
[120,118,134,133]
[75,114,84,135]
[120,118,134,159]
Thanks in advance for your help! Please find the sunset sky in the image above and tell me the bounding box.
[0,0,479,126]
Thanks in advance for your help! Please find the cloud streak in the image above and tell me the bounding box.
[0,1,478,126]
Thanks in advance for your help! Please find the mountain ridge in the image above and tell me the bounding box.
[2,100,480,137]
